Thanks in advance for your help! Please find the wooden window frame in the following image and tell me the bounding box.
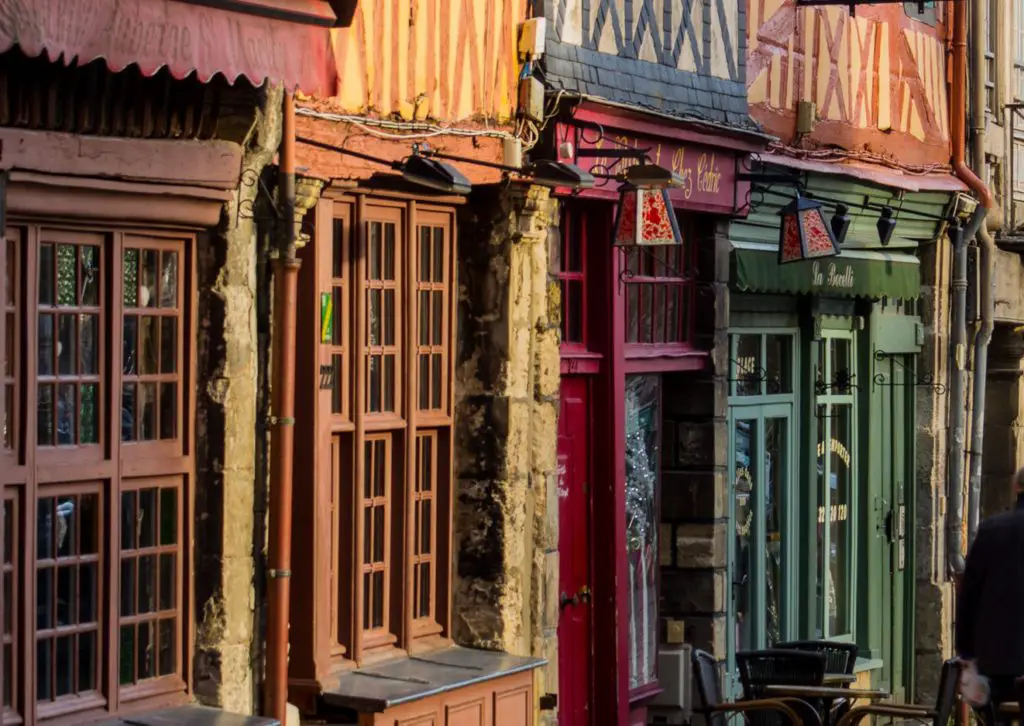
[292,191,458,690]
[0,219,195,726]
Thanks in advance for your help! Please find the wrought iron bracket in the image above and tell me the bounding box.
[814,370,858,395]
[237,167,281,223]
[872,349,946,395]
[719,359,783,394]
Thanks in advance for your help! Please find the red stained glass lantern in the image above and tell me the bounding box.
[613,186,683,247]
[778,193,841,264]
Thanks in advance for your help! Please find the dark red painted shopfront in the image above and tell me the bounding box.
[550,101,756,726]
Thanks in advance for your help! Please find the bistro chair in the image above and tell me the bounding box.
[737,649,828,726]
[835,658,963,726]
[692,649,821,726]
[776,641,858,679]
[776,641,858,722]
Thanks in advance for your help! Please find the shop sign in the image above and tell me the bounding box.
[556,122,741,214]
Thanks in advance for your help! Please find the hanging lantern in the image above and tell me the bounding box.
[613,185,684,247]
[778,193,841,264]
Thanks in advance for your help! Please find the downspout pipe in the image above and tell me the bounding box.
[968,0,997,546]
[949,0,995,576]
[266,89,300,724]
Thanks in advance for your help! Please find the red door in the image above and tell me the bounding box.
[558,376,593,726]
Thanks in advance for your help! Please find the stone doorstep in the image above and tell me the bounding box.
[95,705,279,726]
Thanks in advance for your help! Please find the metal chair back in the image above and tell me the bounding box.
[692,648,729,726]
[933,659,963,726]
[738,650,826,726]
[776,641,858,677]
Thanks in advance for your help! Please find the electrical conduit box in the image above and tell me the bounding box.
[647,645,693,725]
[519,76,545,124]
[517,17,546,60]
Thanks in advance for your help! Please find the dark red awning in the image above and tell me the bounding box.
[0,0,338,95]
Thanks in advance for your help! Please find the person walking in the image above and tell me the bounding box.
[956,466,1024,723]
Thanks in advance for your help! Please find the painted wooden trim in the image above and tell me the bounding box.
[7,174,229,228]
[0,129,243,190]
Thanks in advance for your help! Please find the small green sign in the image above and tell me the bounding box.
[320,292,333,343]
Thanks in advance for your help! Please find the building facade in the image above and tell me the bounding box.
[0,0,338,724]
[742,0,971,704]
[534,1,768,724]
[285,2,554,725]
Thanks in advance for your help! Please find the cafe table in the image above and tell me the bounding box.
[763,685,890,726]
[822,674,857,686]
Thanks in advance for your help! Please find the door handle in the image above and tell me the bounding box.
[577,586,591,604]
[560,591,579,610]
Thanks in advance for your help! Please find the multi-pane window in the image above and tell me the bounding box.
[623,236,693,346]
[985,0,997,114]
[2,232,16,453]
[413,432,437,622]
[3,495,17,717]
[35,490,101,703]
[121,241,182,443]
[36,234,102,448]
[118,482,180,688]
[558,204,588,348]
[417,226,447,413]
[365,220,399,415]
[361,436,390,635]
[1,222,192,724]
[319,198,454,662]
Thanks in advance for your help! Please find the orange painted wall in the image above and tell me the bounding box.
[746,0,950,167]
[320,0,526,123]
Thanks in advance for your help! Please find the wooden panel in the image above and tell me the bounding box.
[492,684,531,726]
[747,1,949,165]
[364,671,533,726]
[446,694,488,726]
[328,0,526,122]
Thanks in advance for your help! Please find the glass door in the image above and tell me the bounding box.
[727,403,793,692]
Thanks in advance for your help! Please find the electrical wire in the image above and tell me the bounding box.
[295,106,520,142]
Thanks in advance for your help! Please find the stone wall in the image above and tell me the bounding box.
[453,186,561,723]
[659,218,730,658]
[914,232,956,702]
[193,86,282,714]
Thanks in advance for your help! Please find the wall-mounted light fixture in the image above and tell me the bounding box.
[417,145,595,191]
[830,203,851,245]
[612,186,684,247]
[296,136,472,194]
[877,206,897,246]
[778,192,840,264]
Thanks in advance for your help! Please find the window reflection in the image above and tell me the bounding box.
[625,375,660,690]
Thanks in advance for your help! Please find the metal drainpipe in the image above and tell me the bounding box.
[949,0,995,576]
[265,89,300,724]
[967,0,997,545]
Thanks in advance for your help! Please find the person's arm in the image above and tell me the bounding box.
[956,525,990,660]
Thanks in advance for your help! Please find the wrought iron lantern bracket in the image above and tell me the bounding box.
[873,349,946,395]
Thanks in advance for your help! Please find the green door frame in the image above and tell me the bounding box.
[810,323,858,643]
[726,329,800,694]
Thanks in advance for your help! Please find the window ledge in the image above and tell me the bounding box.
[320,645,546,712]
[95,705,279,725]
[854,657,885,674]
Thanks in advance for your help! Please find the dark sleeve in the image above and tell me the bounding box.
[956,526,991,660]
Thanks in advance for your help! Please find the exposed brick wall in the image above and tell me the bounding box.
[659,217,730,658]
[453,185,561,724]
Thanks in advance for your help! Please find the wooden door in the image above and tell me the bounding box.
[557,376,592,726]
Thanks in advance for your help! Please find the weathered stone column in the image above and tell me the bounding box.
[453,185,560,722]
[914,233,955,702]
[193,86,282,714]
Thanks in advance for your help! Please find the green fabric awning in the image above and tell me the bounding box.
[733,246,921,300]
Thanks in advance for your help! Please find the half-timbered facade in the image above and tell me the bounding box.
[534,2,769,725]
[740,0,969,704]
[288,3,553,725]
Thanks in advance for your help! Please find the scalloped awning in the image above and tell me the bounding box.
[0,0,338,94]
